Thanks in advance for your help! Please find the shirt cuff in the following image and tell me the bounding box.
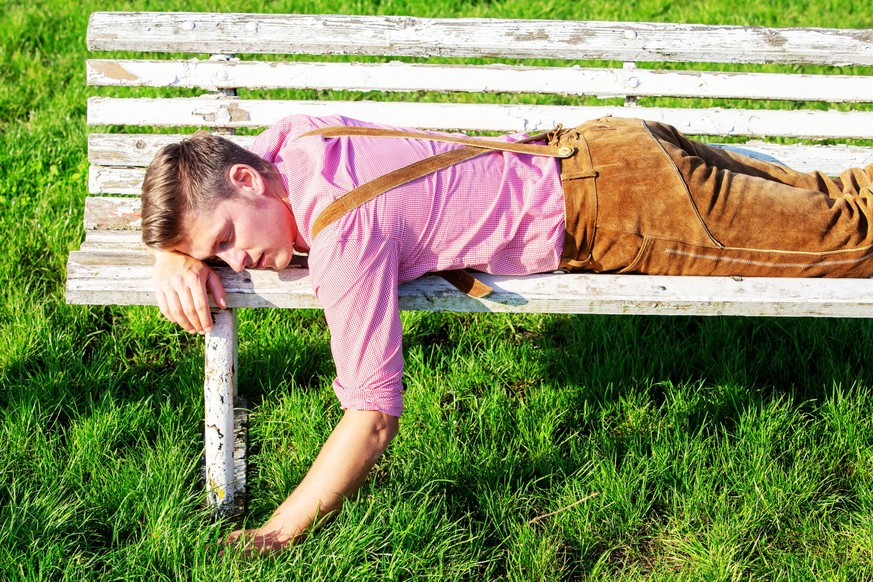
[332,379,404,417]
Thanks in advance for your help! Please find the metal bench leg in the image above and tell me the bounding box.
[204,308,241,516]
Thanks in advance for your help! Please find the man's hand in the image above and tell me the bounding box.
[152,249,227,333]
[222,409,399,554]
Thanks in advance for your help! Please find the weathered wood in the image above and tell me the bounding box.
[65,251,873,318]
[87,59,873,103]
[722,143,873,175]
[87,135,873,177]
[83,196,142,230]
[87,97,873,139]
[232,401,248,518]
[79,230,145,252]
[204,308,237,516]
[88,134,256,166]
[87,13,873,66]
[89,166,146,195]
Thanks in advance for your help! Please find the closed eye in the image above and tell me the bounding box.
[213,226,234,255]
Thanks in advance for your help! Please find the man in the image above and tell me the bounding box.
[142,114,873,552]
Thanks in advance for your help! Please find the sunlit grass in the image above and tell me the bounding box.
[2,0,872,579]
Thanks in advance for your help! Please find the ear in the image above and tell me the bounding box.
[227,164,265,197]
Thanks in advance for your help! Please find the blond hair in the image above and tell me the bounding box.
[141,132,273,249]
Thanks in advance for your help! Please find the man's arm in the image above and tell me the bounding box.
[224,409,399,552]
[151,249,227,333]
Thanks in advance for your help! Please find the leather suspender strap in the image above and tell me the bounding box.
[301,126,575,299]
[311,144,489,239]
[299,126,577,158]
[436,269,494,299]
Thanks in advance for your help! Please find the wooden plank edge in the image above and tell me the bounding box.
[86,13,873,66]
[65,255,873,317]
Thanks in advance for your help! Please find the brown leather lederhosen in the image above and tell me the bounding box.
[549,117,873,278]
[300,126,581,297]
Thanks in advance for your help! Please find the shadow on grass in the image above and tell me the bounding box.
[535,314,873,431]
[384,313,873,576]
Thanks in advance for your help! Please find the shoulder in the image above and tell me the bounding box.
[247,114,389,160]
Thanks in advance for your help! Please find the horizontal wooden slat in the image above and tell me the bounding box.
[66,250,873,317]
[87,134,873,178]
[88,134,255,166]
[722,143,873,175]
[87,97,873,139]
[87,13,873,66]
[86,59,873,103]
[79,230,146,252]
[83,196,141,229]
[89,167,143,196]
[87,149,873,195]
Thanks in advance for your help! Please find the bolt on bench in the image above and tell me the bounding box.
[68,11,873,515]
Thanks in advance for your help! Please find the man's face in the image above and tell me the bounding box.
[176,188,298,272]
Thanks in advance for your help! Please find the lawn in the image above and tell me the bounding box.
[2,0,873,580]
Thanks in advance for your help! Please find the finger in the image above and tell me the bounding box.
[222,529,256,556]
[189,281,214,333]
[222,529,283,556]
[175,287,205,334]
[223,529,244,545]
[206,270,227,310]
[158,288,197,333]
[155,289,172,322]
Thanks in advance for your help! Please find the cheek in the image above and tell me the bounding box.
[261,210,293,246]
[276,206,296,241]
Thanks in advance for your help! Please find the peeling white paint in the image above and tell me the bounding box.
[87,13,873,66]
[204,309,237,514]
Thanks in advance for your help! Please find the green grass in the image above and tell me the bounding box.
[2,0,873,579]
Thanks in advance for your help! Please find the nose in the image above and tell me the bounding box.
[216,248,247,272]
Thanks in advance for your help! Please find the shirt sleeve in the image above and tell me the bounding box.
[309,233,405,417]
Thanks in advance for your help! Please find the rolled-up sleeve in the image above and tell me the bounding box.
[310,234,404,417]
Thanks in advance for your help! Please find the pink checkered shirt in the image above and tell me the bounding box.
[248,114,565,416]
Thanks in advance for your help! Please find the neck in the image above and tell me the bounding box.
[266,172,309,253]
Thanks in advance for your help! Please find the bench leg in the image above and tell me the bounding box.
[204,308,240,516]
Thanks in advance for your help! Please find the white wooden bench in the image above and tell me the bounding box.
[68,11,873,515]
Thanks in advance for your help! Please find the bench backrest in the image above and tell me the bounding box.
[70,12,873,308]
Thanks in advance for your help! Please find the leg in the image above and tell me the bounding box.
[204,308,238,517]
[644,121,873,276]
[645,121,857,198]
[560,117,873,277]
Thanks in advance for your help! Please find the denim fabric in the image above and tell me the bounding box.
[554,117,873,277]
